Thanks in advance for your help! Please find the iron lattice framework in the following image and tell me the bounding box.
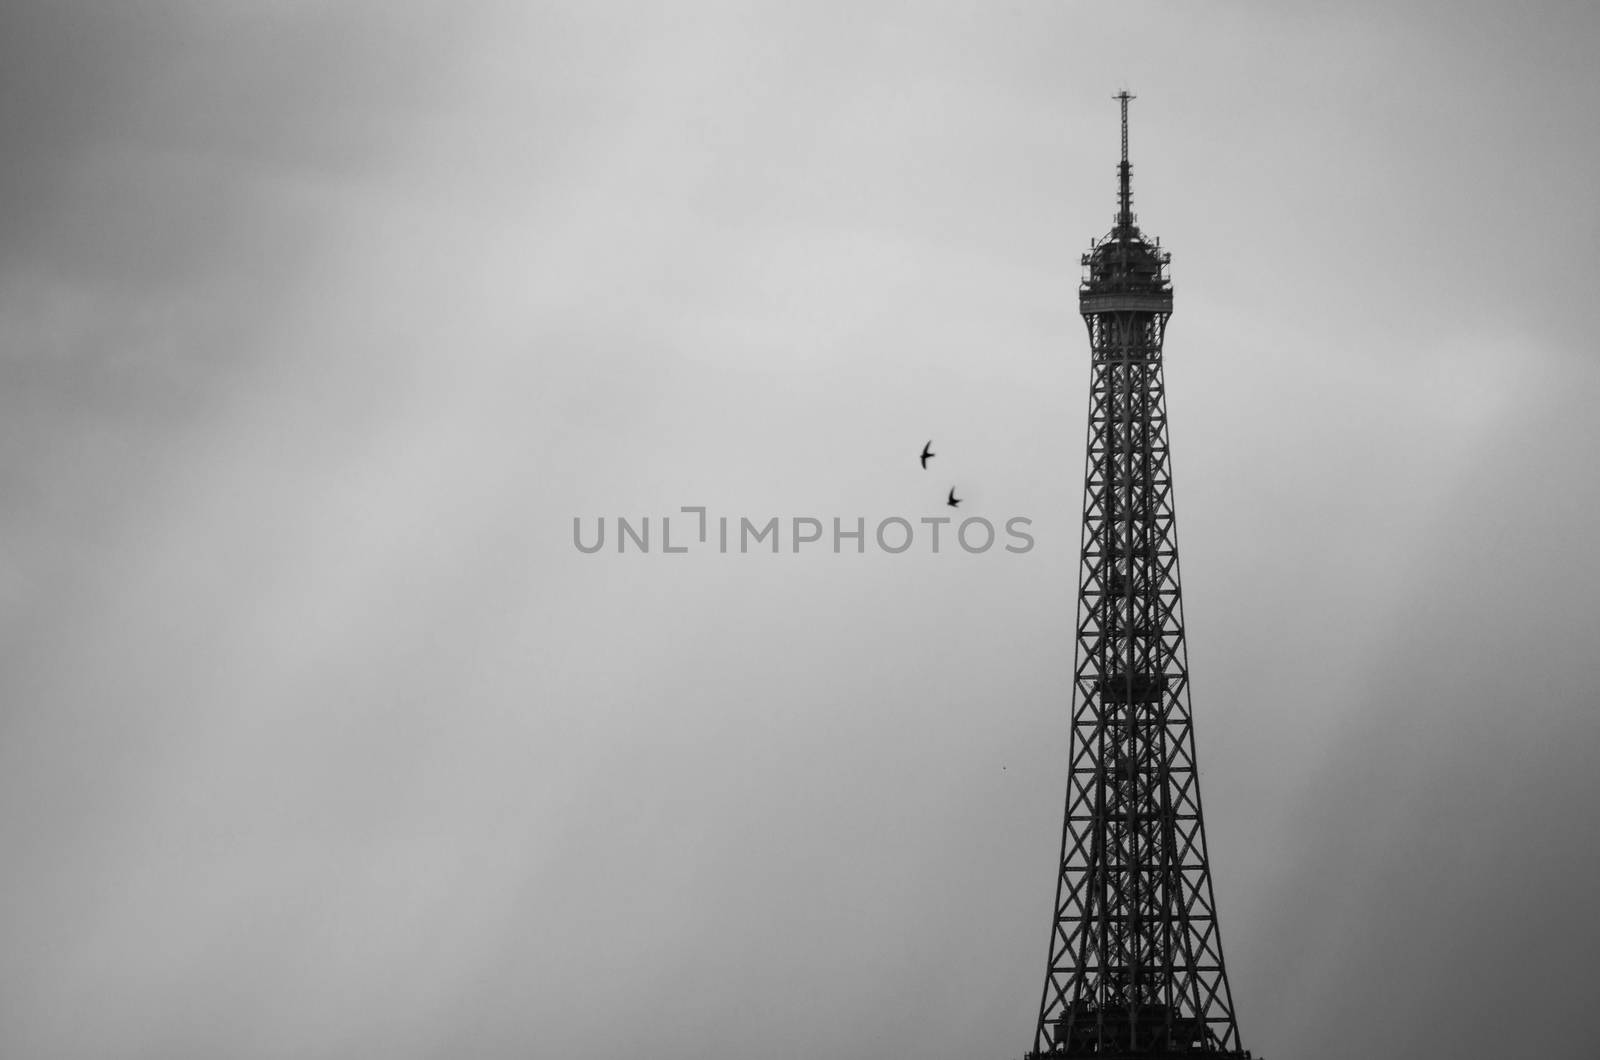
[1031,94,1249,1059]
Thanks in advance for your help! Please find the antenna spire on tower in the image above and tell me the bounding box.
[1114,90,1135,232]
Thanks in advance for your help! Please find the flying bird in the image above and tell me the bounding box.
[947,487,961,508]
[920,440,935,469]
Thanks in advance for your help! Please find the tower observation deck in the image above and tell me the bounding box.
[1027,94,1252,1059]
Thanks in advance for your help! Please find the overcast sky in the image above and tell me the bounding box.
[2,3,1598,1058]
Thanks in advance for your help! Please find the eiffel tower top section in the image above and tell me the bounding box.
[1080,92,1174,318]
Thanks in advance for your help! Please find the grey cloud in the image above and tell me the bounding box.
[2,4,1598,1060]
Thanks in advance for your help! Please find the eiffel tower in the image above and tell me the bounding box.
[1029,94,1252,1059]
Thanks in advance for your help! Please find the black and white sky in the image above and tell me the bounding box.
[2,3,1598,1058]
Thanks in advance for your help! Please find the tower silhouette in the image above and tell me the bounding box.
[1029,94,1250,1059]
